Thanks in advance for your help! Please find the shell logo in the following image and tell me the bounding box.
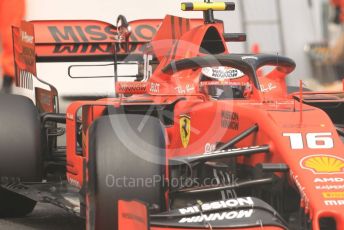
[300,155,344,174]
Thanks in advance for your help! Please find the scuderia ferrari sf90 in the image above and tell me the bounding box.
[0,1,343,230]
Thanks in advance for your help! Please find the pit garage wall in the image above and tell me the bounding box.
[27,0,200,23]
[215,0,327,86]
[25,0,326,107]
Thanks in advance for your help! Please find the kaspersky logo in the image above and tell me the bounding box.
[300,154,344,174]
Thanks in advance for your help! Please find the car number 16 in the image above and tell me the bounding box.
[283,132,334,149]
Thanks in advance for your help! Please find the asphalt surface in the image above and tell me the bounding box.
[0,203,85,230]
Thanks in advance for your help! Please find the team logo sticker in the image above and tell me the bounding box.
[201,66,245,80]
[180,115,191,148]
[300,154,344,174]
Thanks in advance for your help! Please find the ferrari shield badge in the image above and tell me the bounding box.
[180,115,191,148]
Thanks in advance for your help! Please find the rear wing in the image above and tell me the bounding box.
[13,19,162,67]
[12,17,205,80]
[12,19,162,89]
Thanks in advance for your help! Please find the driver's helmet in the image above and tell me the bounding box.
[200,66,251,99]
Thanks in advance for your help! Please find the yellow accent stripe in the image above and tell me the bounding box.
[181,3,187,11]
[181,2,230,11]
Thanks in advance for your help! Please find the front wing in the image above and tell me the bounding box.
[118,198,287,230]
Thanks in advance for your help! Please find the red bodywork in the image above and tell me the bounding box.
[12,9,344,230]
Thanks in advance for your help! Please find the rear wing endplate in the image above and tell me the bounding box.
[12,19,162,78]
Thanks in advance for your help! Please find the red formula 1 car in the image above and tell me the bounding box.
[0,1,344,230]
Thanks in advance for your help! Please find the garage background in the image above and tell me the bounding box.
[26,0,329,84]
[19,0,338,112]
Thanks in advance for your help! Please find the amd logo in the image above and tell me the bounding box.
[314,178,344,183]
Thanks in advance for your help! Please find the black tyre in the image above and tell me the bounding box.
[0,94,41,216]
[0,187,36,217]
[0,94,42,181]
[88,114,165,230]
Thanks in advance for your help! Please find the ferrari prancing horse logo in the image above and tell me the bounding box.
[180,115,191,148]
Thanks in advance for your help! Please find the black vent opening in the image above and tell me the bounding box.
[200,27,226,54]
[319,217,336,230]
